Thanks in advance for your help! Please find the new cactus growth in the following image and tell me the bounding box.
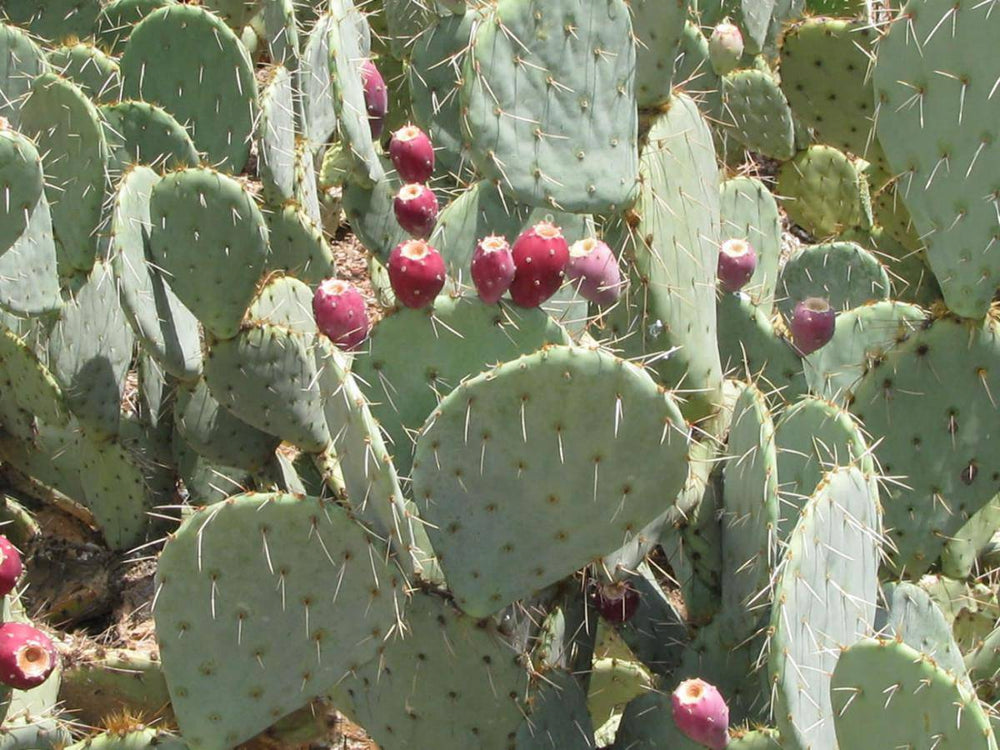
[0,623,57,690]
[312,279,370,351]
[671,678,731,749]
[389,124,435,183]
[717,239,757,293]
[509,221,570,308]
[388,239,447,308]
[393,183,439,238]
[470,235,516,304]
[790,297,836,355]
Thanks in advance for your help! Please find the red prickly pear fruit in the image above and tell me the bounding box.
[0,537,22,597]
[709,22,744,75]
[509,221,570,308]
[388,239,447,309]
[360,60,388,140]
[790,297,836,355]
[471,235,516,305]
[313,279,370,351]
[671,678,731,750]
[393,183,439,239]
[717,238,757,293]
[0,623,57,690]
[591,580,640,624]
[389,124,435,183]
[566,238,623,306]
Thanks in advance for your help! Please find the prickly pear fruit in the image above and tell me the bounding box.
[388,239,446,309]
[709,22,744,75]
[0,623,57,690]
[716,238,757,293]
[393,183,439,239]
[790,297,836,355]
[389,124,435,183]
[566,238,623,306]
[0,537,22,597]
[470,235,516,305]
[313,279,370,351]
[591,580,640,623]
[361,59,388,140]
[509,222,570,308]
[671,678,731,750]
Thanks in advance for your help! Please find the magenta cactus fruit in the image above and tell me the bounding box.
[717,238,757,293]
[709,21,744,75]
[0,623,57,690]
[393,183,439,239]
[790,297,836,355]
[312,279,370,351]
[591,581,640,624]
[0,537,22,597]
[360,59,389,139]
[566,238,623,306]
[509,222,570,308]
[671,678,731,750]
[471,235,516,305]
[389,124,435,183]
[388,239,447,309]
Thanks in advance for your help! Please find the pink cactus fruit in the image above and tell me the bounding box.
[388,239,447,309]
[360,60,389,140]
[566,237,623,306]
[591,580,640,624]
[790,297,836,355]
[671,678,731,750]
[394,183,439,239]
[509,221,570,308]
[0,537,22,597]
[389,124,435,183]
[717,238,757,293]
[709,21,744,75]
[0,623,57,690]
[313,279,370,351]
[471,235,516,305]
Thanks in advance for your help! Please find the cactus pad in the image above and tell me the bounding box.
[0,123,43,257]
[720,176,782,310]
[100,101,198,173]
[777,145,873,238]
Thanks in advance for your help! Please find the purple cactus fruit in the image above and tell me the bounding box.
[394,183,439,239]
[471,235,516,305]
[313,279,370,351]
[360,59,388,140]
[389,124,435,183]
[709,22,744,75]
[591,581,640,624]
[0,623,57,690]
[671,678,731,750]
[717,238,757,293]
[509,221,570,308]
[566,238,623,306]
[790,297,836,355]
[0,537,22,597]
[388,239,447,309]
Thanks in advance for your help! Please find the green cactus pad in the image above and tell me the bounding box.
[265,203,336,283]
[803,300,925,402]
[719,176,782,310]
[776,241,889,323]
[604,94,723,420]
[154,492,402,750]
[831,638,995,750]
[942,495,1000,579]
[0,123,44,258]
[95,0,176,55]
[19,72,109,273]
[171,429,249,505]
[848,315,1000,575]
[612,691,710,749]
[615,565,688,678]
[1,0,101,42]
[65,730,187,750]
[111,167,202,381]
[257,65,296,204]
[46,43,121,104]
[0,24,49,127]
[148,167,269,341]
[47,260,134,440]
[727,728,782,749]
[412,346,690,617]
[773,396,872,540]
[777,145,873,238]
[342,159,408,260]
[463,0,639,213]
[632,0,690,108]
[769,465,882,750]
[720,69,795,161]
[201,0,259,31]
[354,294,569,480]
[514,669,596,749]
[100,101,199,174]
[175,379,281,473]
[872,0,1000,318]
[0,326,67,428]
[847,226,941,307]
[121,4,258,173]
[250,0,299,72]
[244,274,316,332]
[301,12,338,150]
[77,434,152,549]
[672,21,723,121]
